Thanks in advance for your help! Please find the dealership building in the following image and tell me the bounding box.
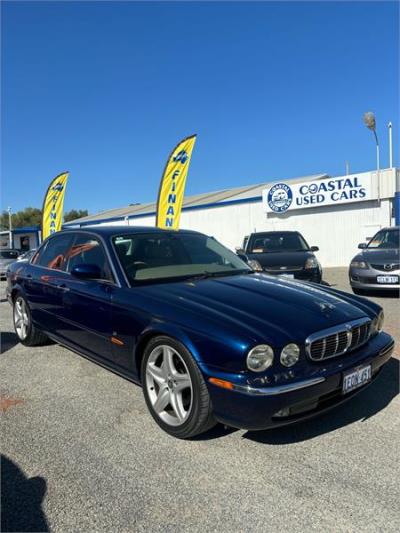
[64,167,398,267]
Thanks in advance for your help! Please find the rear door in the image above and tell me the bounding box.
[25,232,75,334]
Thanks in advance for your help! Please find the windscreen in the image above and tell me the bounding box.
[367,229,400,249]
[113,232,250,284]
[248,232,309,253]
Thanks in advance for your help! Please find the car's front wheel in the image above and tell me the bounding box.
[352,288,366,295]
[13,294,48,346]
[141,336,216,439]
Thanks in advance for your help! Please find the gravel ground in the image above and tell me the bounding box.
[1,273,399,533]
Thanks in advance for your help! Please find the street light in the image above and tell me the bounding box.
[363,111,380,172]
[388,122,393,168]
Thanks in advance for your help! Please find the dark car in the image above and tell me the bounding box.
[7,227,393,439]
[238,231,322,283]
[349,227,399,294]
[0,249,20,279]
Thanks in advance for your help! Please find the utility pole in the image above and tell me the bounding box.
[7,207,12,248]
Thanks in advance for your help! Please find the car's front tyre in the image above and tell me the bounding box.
[141,336,216,439]
[13,294,48,346]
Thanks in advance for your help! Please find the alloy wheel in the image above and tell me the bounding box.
[14,297,30,340]
[145,345,193,427]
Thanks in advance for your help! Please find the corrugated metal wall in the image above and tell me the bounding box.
[90,169,396,268]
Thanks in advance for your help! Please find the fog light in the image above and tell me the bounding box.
[274,407,291,418]
[280,343,300,367]
[247,345,274,372]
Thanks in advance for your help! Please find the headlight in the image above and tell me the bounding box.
[351,260,368,269]
[247,345,274,372]
[304,257,319,269]
[248,259,263,272]
[280,343,300,367]
[377,310,384,332]
[370,310,384,336]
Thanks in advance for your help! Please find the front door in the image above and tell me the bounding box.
[60,233,115,361]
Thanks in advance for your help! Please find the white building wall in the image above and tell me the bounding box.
[83,168,396,268]
[123,199,391,267]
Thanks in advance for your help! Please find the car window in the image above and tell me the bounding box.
[0,250,19,259]
[113,232,250,284]
[66,234,114,281]
[34,233,75,270]
[248,232,309,253]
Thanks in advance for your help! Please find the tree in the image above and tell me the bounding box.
[0,207,89,229]
[0,207,42,229]
[64,209,89,222]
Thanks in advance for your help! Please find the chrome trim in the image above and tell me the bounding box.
[306,317,371,361]
[232,376,326,396]
[379,341,395,358]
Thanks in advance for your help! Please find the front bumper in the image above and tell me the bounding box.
[203,332,394,431]
[263,267,321,283]
[349,267,400,290]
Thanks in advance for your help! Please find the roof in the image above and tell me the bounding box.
[61,225,202,236]
[64,172,329,227]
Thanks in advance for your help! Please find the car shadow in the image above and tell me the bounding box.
[360,289,400,299]
[242,357,399,445]
[0,332,19,354]
[1,455,49,532]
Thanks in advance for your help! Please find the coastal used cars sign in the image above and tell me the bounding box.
[262,172,375,214]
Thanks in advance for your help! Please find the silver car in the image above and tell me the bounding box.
[349,226,399,294]
[0,249,20,279]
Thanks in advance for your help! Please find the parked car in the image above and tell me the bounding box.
[0,249,20,279]
[238,230,322,283]
[7,227,393,439]
[16,248,37,263]
[349,226,399,294]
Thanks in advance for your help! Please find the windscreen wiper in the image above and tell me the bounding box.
[184,269,254,282]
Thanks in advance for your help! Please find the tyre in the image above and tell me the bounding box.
[13,293,48,346]
[352,288,365,295]
[141,336,216,439]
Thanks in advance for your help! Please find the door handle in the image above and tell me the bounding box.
[56,283,70,292]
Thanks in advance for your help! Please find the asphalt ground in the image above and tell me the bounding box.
[1,270,399,533]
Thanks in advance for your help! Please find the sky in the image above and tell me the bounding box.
[1,0,399,215]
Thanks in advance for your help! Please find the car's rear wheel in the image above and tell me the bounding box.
[141,336,216,439]
[13,294,48,346]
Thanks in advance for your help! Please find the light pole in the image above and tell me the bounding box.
[388,122,393,168]
[363,112,380,172]
[7,207,12,248]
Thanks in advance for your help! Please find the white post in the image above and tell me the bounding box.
[388,122,393,168]
[7,207,12,248]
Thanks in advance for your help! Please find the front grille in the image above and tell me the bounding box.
[370,263,400,272]
[306,318,371,361]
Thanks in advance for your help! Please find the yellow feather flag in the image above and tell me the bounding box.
[42,171,69,240]
[156,134,197,230]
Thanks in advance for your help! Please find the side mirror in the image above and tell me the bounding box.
[71,263,102,280]
[237,252,249,263]
[235,247,245,254]
[310,246,319,252]
[358,243,367,249]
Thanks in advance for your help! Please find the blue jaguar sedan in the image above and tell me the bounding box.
[6,226,394,438]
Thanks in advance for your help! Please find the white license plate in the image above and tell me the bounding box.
[342,365,371,394]
[277,274,294,279]
[376,275,399,284]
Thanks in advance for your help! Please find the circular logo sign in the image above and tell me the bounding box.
[267,183,293,213]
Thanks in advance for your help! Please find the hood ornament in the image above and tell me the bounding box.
[318,302,336,316]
